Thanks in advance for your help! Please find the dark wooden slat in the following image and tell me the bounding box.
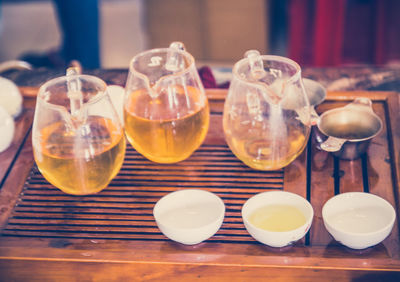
[6,133,283,240]
[25,183,283,190]
[0,133,34,231]
[339,159,364,193]
[308,126,336,246]
[283,138,308,245]
[1,232,258,243]
[365,101,400,258]
[203,115,225,145]
[1,90,400,281]
[5,211,244,222]
[21,187,283,196]
[0,105,34,187]
[5,218,245,229]
[19,190,266,199]
[2,224,251,237]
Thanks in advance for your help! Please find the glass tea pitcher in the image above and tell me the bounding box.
[124,42,209,163]
[32,70,126,195]
[223,51,311,170]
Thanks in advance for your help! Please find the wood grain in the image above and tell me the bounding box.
[0,99,34,187]
[0,89,399,280]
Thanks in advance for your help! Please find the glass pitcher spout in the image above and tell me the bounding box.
[242,51,305,106]
[127,41,195,100]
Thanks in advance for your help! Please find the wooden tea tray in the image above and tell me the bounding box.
[0,89,399,281]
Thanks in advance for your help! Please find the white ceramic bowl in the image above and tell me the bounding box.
[0,76,23,118]
[0,105,15,152]
[242,191,314,248]
[153,189,225,245]
[322,192,396,249]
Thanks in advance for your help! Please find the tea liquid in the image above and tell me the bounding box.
[124,86,209,163]
[249,204,306,232]
[33,117,126,195]
[223,103,308,170]
[324,122,376,140]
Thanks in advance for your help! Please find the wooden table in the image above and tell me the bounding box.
[0,69,399,281]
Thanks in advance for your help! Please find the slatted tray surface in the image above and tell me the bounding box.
[0,90,399,280]
[2,144,284,243]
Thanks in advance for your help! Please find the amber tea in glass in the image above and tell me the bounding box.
[124,42,209,163]
[32,73,126,195]
[223,51,311,170]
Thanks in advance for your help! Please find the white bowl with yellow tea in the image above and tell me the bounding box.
[242,191,314,247]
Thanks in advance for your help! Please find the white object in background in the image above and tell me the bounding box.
[212,68,232,85]
[0,105,15,152]
[322,192,396,250]
[0,76,23,118]
[87,85,125,125]
[153,189,225,245]
[107,85,125,125]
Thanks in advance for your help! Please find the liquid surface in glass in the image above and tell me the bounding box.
[34,116,126,195]
[324,122,376,140]
[124,86,209,163]
[223,103,308,170]
[249,204,306,232]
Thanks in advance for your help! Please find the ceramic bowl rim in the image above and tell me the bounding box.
[153,189,226,232]
[322,192,396,237]
[241,191,314,235]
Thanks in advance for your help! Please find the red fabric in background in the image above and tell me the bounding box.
[375,0,400,64]
[314,0,346,66]
[288,0,400,66]
[198,66,217,88]
[198,66,230,89]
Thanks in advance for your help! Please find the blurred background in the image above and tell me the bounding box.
[0,0,399,69]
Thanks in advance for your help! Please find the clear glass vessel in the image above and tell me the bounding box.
[32,72,126,195]
[124,42,209,163]
[223,51,311,170]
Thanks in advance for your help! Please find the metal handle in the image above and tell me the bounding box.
[320,136,347,152]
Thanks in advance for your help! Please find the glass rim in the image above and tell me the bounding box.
[128,47,196,78]
[37,74,108,110]
[232,54,302,85]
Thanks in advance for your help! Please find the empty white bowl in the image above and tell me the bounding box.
[242,191,314,248]
[0,105,15,152]
[322,192,396,249]
[153,189,225,245]
[0,76,23,118]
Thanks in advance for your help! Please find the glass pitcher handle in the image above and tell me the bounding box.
[245,50,283,105]
[245,50,266,80]
[165,41,186,72]
[169,41,185,51]
[352,97,372,107]
[66,66,83,117]
[345,97,373,112]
